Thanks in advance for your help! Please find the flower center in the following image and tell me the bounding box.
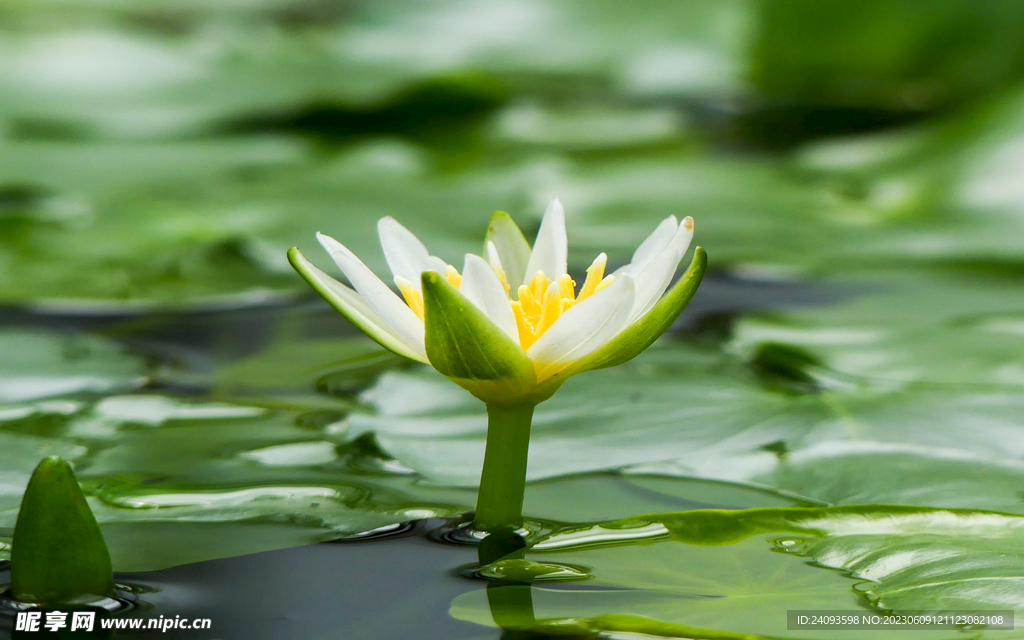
[396,253,613,350]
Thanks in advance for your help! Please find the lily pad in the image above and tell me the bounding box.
[0,328,146,550]
[101,521,335,572]
[0,28,456,137]
[0,341,813,571]
[752,0,1024,113]
[347,320,1024,513]
[488,103,688,150]
[0,139,503,305]
[325,0,748,101]
[0,0,744,139]
[452,506,1024,639]
[0,329,146,402]
[344,342,802,487]
[0,131,995,305]
[0,135,308,305]
[732,272,1024,388]
[790,86,1024,267]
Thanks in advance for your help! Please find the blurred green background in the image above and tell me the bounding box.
[2,0,1024,305]
[3,2,1024,633]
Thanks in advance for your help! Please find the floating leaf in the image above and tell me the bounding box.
[1,353,810,571]
[0,329,145,403]
[348,321,1024,514]
[453,506,1024,639]
[753,0,1024,113]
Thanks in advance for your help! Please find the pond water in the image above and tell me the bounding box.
[1,276,820,638]
[5,519,485,639]
[3,265,1024,639]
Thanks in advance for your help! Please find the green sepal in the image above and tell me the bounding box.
[288,247,427,363]
[535,247,707,395]
[422,271,537,403]
[11,456,114,605]
[485,211,532,290]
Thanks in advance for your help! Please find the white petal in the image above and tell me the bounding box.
[527,274,635,381]
[613,216,694,324]
[377,217,448,289]
[485,241,504,276]
[524,199,568,280]
[629,215,678,273]
[290,248,427,362]
[317,232,426,357]
[671,216,694,256]
[625,242,684,324]
[485,213,532,289]
[459,253,520,343]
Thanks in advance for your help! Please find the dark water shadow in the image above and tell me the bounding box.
[0,521,490,640]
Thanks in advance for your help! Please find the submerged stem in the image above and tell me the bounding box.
[473,402,536,533]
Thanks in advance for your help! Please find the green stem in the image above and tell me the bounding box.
[473,402,535,532]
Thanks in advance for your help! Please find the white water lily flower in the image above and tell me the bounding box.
[289,200,705,404]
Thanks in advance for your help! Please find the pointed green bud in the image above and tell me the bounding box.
[484,211,532,290]
[422,271,537,404]
[11,456,113,605]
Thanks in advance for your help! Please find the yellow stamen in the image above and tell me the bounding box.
[394,276,425,320]
[511,301,536,349]
[518,284,541,316]
[509,255,621,349]
[595,274,615,293]
[557,274,575,300]
[529,271,549,300]
[394,242,631,352]
[577,253,607,301]
[534,282,563,337]
[445,265,462,288]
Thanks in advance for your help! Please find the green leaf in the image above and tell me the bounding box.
[99,522,334,573]
[350,320,1024,515]
[0,139,870,306]
[210,335,397,410]
[521,473,818,524]
[484,211,533,290]
[9,2,1024,308]
[0,28,481,137]
[421,271,537,403]
[453,505,1024,639]
[11,456,113,604]
[0,329,146,402]
[288,247,427,363]
[3,322,810,571]
[752,0,1024,113]
[349,344,817,487]
[491,103,687,150]
[732,270,1024,388]
[1,397,804,571]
